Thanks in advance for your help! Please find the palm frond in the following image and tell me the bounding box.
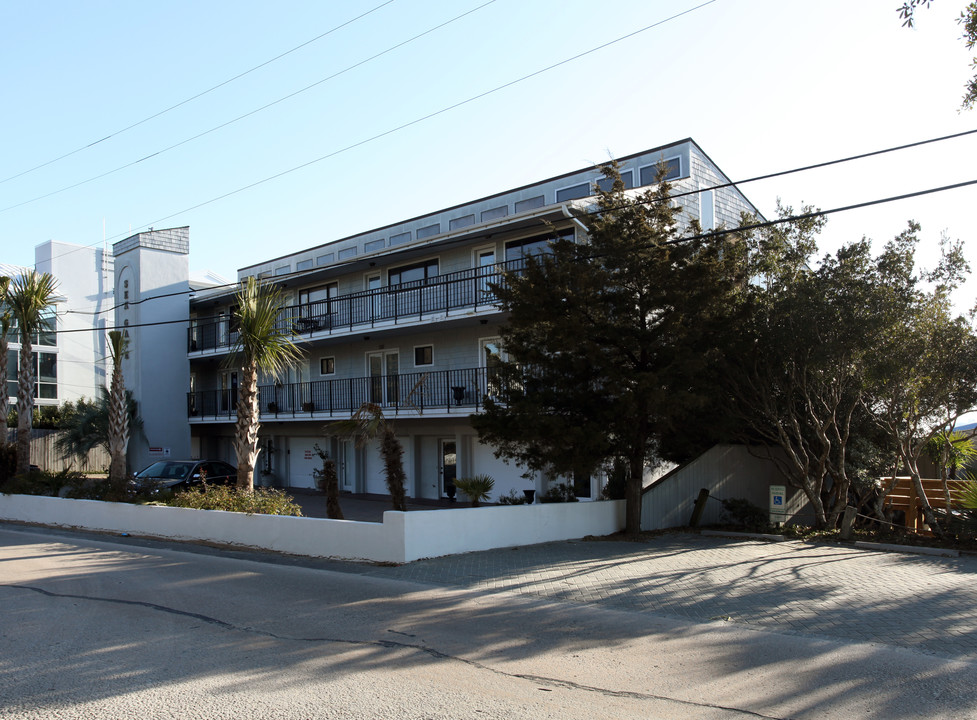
[328,402,387,447]
[225,276,302,377]
[8,270,58,332]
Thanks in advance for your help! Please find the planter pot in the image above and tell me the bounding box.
[523,489,536,504]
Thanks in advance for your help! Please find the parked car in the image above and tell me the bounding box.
[132,460,237,493]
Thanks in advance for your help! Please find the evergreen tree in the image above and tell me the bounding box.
[473,163,743,536]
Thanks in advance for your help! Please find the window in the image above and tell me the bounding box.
[389,258,439,286]
[296,259,313,271]
[639,157,682,186]
[365,239,385,252]
[298,284,337,331]
[274,265,291,276]
[504,229,573,261]
[5,350,57,401]
[556,182,589,202]
[699,189,715,231]
[316,253,334,266]
[481,205,508,222]
[596,170,634,192]
[300,284,337,306]
[417,223,440,239]
[37,352,57,399]
[514,195,545,213]
[414,345,433,367]
[5,349,15,401]
[389,231,411,246]
[37,310,57,347]
[338,247,358,260]
[320,357,335,375]
[449,214,475,231]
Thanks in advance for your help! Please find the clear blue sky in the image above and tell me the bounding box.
[3,0,975,305]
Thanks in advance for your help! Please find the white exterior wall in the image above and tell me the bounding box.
[0,493,626,563]
[189,139,764,506]
[34,241,114,405]
[641,445,813,530]
[114,228,192,473]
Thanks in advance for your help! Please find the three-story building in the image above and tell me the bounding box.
[186,139,761,501]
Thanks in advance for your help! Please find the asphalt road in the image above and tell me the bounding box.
[1,524,975,719]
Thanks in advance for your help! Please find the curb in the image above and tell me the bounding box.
[698,530,963,558]
[853,540,959,558]
[700,530,786,542]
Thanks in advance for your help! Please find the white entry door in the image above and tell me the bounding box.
[288,438,321,489]
[367,350,399,406]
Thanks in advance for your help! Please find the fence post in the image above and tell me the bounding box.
[840,506,857,540]
[689,488,710,527]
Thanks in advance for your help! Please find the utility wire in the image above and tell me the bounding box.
[53,126,977,316]
[36,173,977,334]
[0,0,499,214]
[667,177,977,247]
[0,0,398,187]
[668,128,977,204]
[27,0,720,265]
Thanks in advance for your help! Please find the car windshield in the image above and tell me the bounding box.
[138,462,191,479]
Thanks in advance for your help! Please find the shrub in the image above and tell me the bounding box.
[599,458,628,500]
[452,474,495,507]
[720,497,769,532]
[168,485,303,516]
[497,489,526,505]
[0,467,90,497]
[539,482,577,503]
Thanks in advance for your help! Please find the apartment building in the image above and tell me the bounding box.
[3,241,114,412]
[186,138,761,501]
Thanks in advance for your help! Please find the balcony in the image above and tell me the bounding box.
[187,366,497,420]
[188,258,528,353]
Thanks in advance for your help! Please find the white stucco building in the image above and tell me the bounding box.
[185,138,763,500]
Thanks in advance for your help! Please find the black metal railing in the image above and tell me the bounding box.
[188,259,527,353]
[187,366,498,419]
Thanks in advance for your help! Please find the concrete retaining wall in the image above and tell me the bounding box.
[0,494,625,563]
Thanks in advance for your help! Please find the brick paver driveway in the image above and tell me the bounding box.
[359,534,977,661]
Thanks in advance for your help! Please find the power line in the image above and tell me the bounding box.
[0,0,499,215]
[667,128,977,205]
[668,177,977,246]
[35,172,977,335]
[0,0,398,187]
[48,125,977,315]
[28,0,721,266]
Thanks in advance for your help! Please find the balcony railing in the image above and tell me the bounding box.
[187,366,497,419]
[189,258,528,353]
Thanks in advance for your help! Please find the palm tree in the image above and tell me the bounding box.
[228,277,301,491]
[107,330,130,490]
[330,402,408,512]
[0,276,12,433]
[8,270,58,475]
[55,389,142,463]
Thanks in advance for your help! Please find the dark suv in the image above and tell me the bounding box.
[132,460,237,492]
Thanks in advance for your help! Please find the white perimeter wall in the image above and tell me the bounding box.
[0,494,625,564]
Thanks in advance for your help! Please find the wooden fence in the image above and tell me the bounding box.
[881,476,968,533]
[5,429,110,474]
